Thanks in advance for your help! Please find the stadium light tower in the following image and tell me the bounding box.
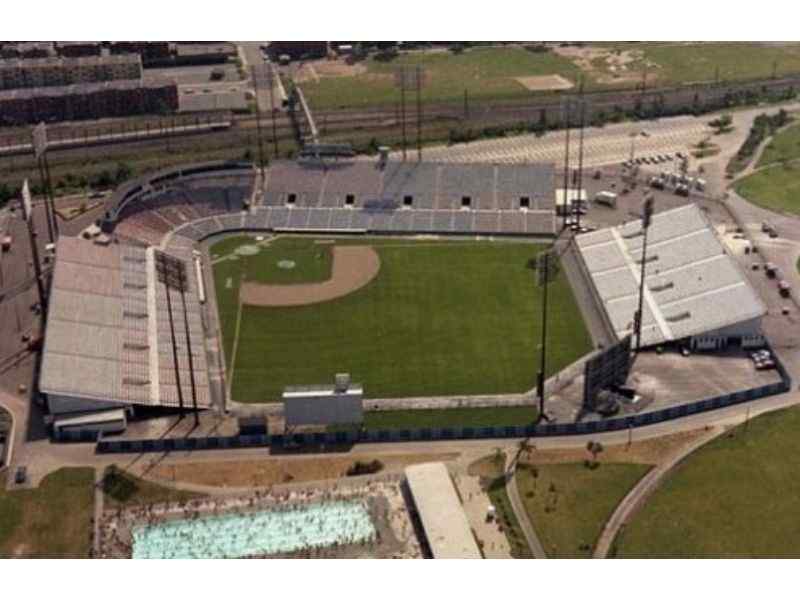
[634,195,655,353]
[535,249,558,423]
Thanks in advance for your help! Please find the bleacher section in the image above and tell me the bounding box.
[103,159,558,250]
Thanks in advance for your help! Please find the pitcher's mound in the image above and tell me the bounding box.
[240,246,380,307]
[515,74,574,91]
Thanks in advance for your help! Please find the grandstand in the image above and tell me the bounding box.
[574,204,766,349]
[39,236,212,419]
[99,159,558,252]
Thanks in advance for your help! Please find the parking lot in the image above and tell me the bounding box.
[545,347,783,424]
[420,115,713,169]
[147,63,243,86]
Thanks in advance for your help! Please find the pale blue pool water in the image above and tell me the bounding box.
[132,500,375,559]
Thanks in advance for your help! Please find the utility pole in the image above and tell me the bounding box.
[32,123,58,243]
[268,64,279,156]
[634,195,655,353]
[250,65,267,173]
[536,249,557,423]
[561,98,572,231]
[575,94,587,230]
[416,64,423,162]
[400,75,407,161]
[19,181,47,312]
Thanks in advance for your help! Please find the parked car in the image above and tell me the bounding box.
[779,280,792,297]
[14,466,27,485]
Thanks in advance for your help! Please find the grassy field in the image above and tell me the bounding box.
[516,462,650,558]
[303,47,582,109]
[302,43,800,111]
[629,42,800,86]
[0,468,94,558]
[212,236,333,285]
[213,238,592,403]
[102,466,204,509]
[757,122,800,167]
[614,407,800,557]
[331,406,538,432]
[735,163,800,215]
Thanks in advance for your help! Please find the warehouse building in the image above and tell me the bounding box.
[0,54,142,90]
[574,204,766,349]
[0,78,177,125]
[39,237,212,422]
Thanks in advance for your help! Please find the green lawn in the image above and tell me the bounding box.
[331,406,538,432]
[619,42,800,87]
[303,43,800,111]
[516,462,650,558]
[614,407,800,557]
[102,465,205,509]
[735,162,800,215]
[757,122,800,167]
[212,236,333,285]
[303,46,582,109]
[0,468,94,558]
[213,238,592,403]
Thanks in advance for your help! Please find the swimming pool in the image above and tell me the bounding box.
[132,500,376,559]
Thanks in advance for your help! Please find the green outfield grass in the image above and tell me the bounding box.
[0,468,94,558]
[735,163,800,215]
[614,407,800,557]
[516,462,650,558]
[330,406,538,432]
[757,122,800,167]
[212,237,592,403]
[303,46,582,109]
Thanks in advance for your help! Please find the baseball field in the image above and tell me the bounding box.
[211,235,592,404]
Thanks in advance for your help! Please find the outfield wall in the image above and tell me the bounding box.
[92,347,791,450]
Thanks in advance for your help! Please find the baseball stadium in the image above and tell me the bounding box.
[34,155,786,439]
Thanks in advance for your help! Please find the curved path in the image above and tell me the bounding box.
[504,452,547,559]
[592,425,723,558]
[239,245,381,307]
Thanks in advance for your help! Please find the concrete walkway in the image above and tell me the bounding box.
[593,426,723,558]
[92,467,104,558]
[504,452,547,559]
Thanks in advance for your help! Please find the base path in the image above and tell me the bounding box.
[239,245,381,307]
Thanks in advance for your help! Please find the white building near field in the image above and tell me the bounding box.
[404,462,482,559]
[574,204,766,349]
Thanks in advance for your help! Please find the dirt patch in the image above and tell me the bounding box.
[148,452,459,488]
[554,45,660,85]
[240,245,380,307]
[515,74,574,91]
[516,428,709,467]
[293,58,368,83]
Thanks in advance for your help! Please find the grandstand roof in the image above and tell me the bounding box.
[404,463,482,559]
[575,204,765,347]
[40,237,211,409]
